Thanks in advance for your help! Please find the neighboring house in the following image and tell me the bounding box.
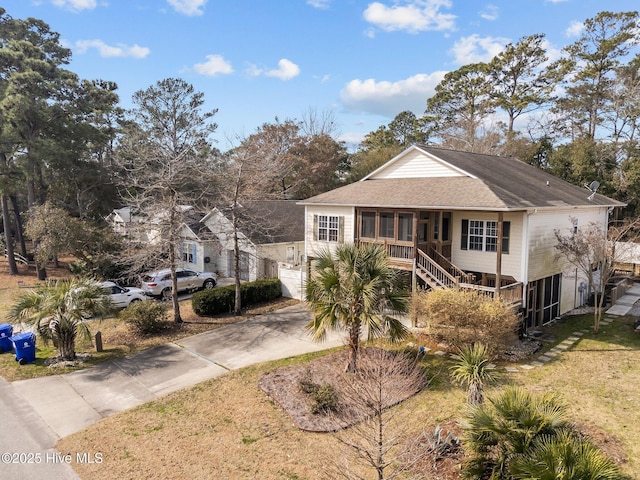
[105,207,135,238]
[178,200,305,281]
[105,206,186,245]
[299,145,625,331]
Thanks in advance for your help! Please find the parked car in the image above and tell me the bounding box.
[140,268,217,300]
[99,281,147,309]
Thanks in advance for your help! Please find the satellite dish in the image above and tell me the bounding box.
[585,180,600,201]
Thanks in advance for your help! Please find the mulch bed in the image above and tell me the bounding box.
[258,347,425,432]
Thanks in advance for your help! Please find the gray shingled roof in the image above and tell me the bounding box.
[300,146,625,210]
[221,200,305,244]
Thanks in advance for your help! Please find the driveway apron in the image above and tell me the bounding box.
[9,304,344,439]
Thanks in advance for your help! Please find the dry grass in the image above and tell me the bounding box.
[56,313,640,480]
[58,348,463,480]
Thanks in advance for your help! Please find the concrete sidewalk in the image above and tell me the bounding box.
[8,303,344,439]
[605,283,640,316]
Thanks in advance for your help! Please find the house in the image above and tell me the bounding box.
[105,206,187,245]
[299,145,625,331]
[178,200,305,281]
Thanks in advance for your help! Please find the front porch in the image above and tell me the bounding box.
[356,208,523,306]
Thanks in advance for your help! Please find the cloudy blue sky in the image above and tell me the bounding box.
[5,0,639,149]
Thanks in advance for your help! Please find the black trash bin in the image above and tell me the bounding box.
[10,332,36,365]
[0,323,12,353]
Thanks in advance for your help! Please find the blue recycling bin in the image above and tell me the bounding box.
[10,332,36,365]
[0,323,13,353]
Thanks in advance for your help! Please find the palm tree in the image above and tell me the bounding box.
[510,430,621,480]
[305,242,409,372]
[450,343,496,405]
[462,387,570,478]
[9,278,113,361]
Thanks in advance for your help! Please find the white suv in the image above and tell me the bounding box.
[140,268,217,300]
[99,281,147,308]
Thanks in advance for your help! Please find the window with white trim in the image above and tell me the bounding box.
[485,221,498,252]
[318,215,339,242]
[469,220,484,251]
[461,219,510,253]
[182,242,196,263]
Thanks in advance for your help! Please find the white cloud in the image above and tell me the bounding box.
[363,0,456,34]
[51,0,97,12]
[307,0,331,9]
[193,54,233,76]
[565,21,584,37]
[75,40,150,58]
[540,38,563,64]
[449,34,509,65]
[167,0,207,16]
[479,4,499,21]
[339,71,447,117]
[249,59,300,80]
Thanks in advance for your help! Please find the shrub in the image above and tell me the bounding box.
[421,425,461,460]
[120,301,169,335]
[192,285,236,315]
[461,387,619,479]
[411,288,519,356]
[310,384,339,414]
[296,370,339,415]
[192,278,282,315]
[298,368,320,394]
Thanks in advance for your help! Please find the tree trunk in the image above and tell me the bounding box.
[9,195,27,258]
[169,242,182,324]
[233,225,242,315]
[2,194,19,275]
[57,328,77,361]
[35,249,47,281]
[468,382,484,406]
[594,290,604,334]
[345,320,361,372]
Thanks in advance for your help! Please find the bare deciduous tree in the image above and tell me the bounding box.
[328,348,426,480]
[116,78,219,323]
[555,217,640,333]
[214,131,295,314]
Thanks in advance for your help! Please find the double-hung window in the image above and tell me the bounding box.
[317,215,340,242]
[485,221,498,252]
[468,220,484,251]
[182,242,196,263]
[462,219,510,253]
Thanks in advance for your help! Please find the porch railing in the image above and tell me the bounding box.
[416,249,459,288]
[459,281,524,306]
[427,246,474,284]
[359,239,414,262]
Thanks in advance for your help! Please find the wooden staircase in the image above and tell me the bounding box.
[415,247,524,307]
[415,247,473,289]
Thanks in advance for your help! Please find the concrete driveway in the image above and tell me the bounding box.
[7,303,344,440]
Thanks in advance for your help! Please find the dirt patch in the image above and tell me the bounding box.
[576,421,628,467]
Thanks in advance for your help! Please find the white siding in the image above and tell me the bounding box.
[526,208,609,282]
[305,205,355,258]
[258,242,304,267]
[525,208,609,315]
[370,149,466,179]
[450,211,524,281]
